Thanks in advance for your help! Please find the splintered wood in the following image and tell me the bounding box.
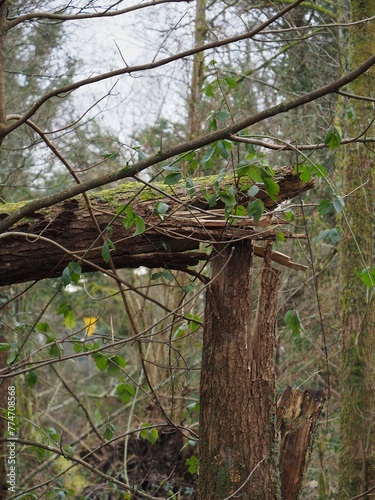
[0,167,314,284]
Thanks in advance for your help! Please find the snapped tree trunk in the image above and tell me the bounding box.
[338,1,375,497]
[199,241,282,499]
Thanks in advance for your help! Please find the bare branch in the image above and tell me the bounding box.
[1,48,375,233]
[7,0,192,28]
[2,0,305,137]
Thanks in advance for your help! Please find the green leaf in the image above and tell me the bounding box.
[285,209,295,222]
[154,202,169,218]
[317,200,332,216]
[220,191,236,208]
[63,309,76,330]
[186,175,196,197]
[138,149,147,161]
[161,269,174,281]
[298,164,312,184]
[247,185,259,198]
[324,126,341,150]
[284,309,303,337]
[236,160,251,177]
[245,143,257,157]
[93,353,108,371]
[216,110,231,122]
[246,199,264,225]
[0,343,11,351]
[202,145,216,165]
[7,352,17,365]
[25,370,37,388]
[69,262,82,276]
[134,216,146,235]
[208,193,218,208]
[61,266,72,286]
[117,383,134,404]
[111,355,126,368]
[263,178,280,201]
[107,359,121,376]
[104,425,114,440]
[248,165,263,183]
[186,313,202,332]
[316,229,329,242]
[140,425,159,444]
[217,140,230,160]
[357,267,375,288]
[202,83,216,97]
[186,455,199,475]
[102,241,110,264]
[36,322,51,333]
[121,207,135,229]
[164,171,182,185]
[333,195,345,213]
[329,227,340,244]
[49,344,61,358]
[224,76,237,88]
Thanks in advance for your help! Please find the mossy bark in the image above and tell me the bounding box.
[338,1,375,497]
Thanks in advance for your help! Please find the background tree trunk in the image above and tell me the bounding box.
[338,0,375,497]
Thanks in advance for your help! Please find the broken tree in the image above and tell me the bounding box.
[0,167,325,498]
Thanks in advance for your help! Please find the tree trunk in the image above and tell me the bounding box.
[188,0,207,141]
[338,1,375,497]
[199,241,282,499]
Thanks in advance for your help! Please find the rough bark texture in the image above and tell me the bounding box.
[277,386,327,500]
[199,241,282,499]
[0,170,313,285]
[338,1,375,497]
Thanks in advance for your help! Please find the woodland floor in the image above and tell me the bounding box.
[79,427,197,499]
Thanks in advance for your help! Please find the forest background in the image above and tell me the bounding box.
[0,0,375,499]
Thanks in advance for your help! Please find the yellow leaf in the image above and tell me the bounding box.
[83,317,98,337]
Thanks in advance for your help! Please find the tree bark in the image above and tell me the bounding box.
[199,241,282,499]
[278,386,327,500]
[0,170,313,285]
[338,1,375,497]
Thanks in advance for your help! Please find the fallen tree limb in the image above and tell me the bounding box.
[0,169,313,285]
